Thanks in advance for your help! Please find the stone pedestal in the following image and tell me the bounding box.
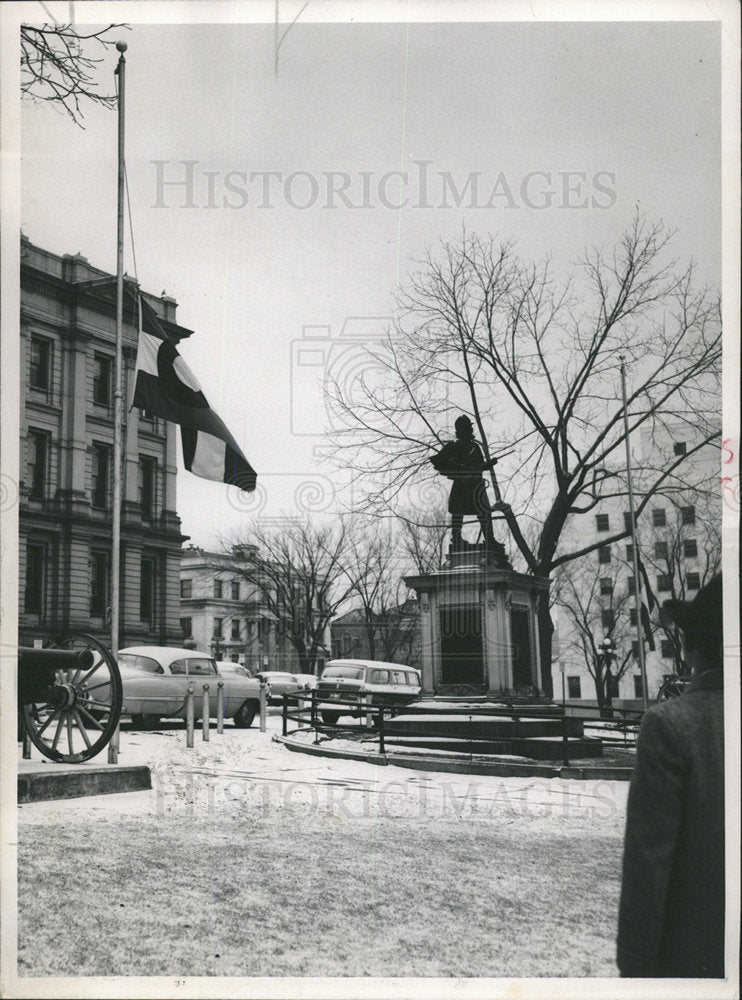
[404,545,550,699]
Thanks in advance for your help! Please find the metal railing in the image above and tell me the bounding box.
[281,690,643,766]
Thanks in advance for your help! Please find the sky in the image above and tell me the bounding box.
[16,6,726,549]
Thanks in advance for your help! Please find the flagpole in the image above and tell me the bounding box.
[109,40,127,763]
[620,356,649,711]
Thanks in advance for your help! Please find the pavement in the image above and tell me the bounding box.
[18,712,631,830]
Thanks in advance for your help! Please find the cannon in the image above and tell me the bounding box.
[19,632,123,764]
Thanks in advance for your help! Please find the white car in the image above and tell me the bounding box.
[118,646,262,728]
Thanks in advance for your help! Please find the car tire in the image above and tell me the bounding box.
[321,710,340,726]
[233,701,257,728]
[130,713,159,730]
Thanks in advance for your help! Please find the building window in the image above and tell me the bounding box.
[180,617,192,638]
[93,354,112,405]
[652,508,666,528]
[180,578,192,599]
[660,639,674,658]
[139,456,157,520]
[91,443,112,509]
[686,572,701,591]
[599,577,613,596]
[24,541,46,614]
[625,544,634,560]
[231,580,240,601]
[231,619,241,640]
[596,514,609,532]
[627,575,636,595]
[623,511,635,531]
[683,539,698,558]
[629,608,638,627]
[214,579,223,599]
[631,641,640,659]
[598,545,611,565]
[30,337,51,390]
[654,541,668,559]
[673,441,687,456]
[342,632,352,655]
[601,609,614,632]
[567,676,582,698]
[657,574,672,592]
[27,429,50,500]
[681,505,696,526]
[213,617,223,639]
[90,549,111,616]
[633,675,644,698]
[140,556,157,626]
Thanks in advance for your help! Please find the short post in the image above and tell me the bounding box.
[186,684,195,748]
[561,711,570,767]
[282,693,288,736]
[378,707,385,755]
[364,694,372,728]
[202,684,210,742]
[22,727,32,759]
[310,689,318,731]
[107,721,120,764]
[259,680,267,732]
[216,680,224,735]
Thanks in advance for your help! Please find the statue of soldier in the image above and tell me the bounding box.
[430,415,511,568]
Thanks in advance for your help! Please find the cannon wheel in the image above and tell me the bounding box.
[22,632,123,764]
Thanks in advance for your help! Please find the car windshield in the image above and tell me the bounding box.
[118,653,164,674]
[322,666,365,680]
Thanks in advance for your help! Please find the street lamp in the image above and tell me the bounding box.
[598,636,617,716]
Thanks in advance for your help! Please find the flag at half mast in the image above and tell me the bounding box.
[133,295,257,493]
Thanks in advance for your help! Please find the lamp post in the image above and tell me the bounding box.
[598,636,617,718]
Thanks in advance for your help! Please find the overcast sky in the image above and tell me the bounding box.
[18,9,723,548]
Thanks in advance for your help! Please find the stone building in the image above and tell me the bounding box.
[19,236,187,648]
[330,599,421,668]
[552,426,721,707]
[179,546,301,673]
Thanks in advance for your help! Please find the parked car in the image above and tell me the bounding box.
[216,660,252,679]
[316,659,422,725]
[293,672,319,690]
[255,671,304,705]
[118,646,261,728]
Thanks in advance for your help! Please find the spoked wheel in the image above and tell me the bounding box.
[22,632,123,763]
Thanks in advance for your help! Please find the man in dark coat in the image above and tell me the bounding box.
[430,415,510,567]
[617,573,725,978]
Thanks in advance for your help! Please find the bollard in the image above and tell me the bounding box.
[22,727,32,759]
[186,685,195,748]
[378,707,385,755]
[364,693,372,728]
[259,680,267,732]
[202,684,210,742]
[107,722,120,764]
[216,680,224,735]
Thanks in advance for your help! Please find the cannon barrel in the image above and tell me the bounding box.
[18,647,94,672]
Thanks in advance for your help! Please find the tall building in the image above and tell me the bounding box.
[179,546,302,672]
[552,425,720,706]
[19,236,188,647]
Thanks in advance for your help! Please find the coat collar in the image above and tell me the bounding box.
[688,669,724,692]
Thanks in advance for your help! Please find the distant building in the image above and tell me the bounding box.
[330,599,421,667]
[19,236,188,647]
[179,546,302,672]
[552,425,720,706]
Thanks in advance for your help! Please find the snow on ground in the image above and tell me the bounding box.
[18,712,630,834]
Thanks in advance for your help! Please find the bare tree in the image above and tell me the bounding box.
[223,519,363,674]
[20,23,128,126]
[328,214,722,695]
[397,505,450,576]
[554,561,635,711]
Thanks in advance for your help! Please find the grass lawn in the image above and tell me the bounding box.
[18,802,622,978]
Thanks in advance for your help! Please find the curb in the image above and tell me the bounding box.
[18,765,152,803]
[274,733,634,781]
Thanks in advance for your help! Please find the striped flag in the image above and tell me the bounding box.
[132,296,256,493]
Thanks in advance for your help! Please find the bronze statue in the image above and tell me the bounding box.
[430,415,511,568]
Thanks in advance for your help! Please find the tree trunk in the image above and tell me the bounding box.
[536,600,554,698]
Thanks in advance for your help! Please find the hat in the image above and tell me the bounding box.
[661,574,723,642]
[454,415,474,435]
